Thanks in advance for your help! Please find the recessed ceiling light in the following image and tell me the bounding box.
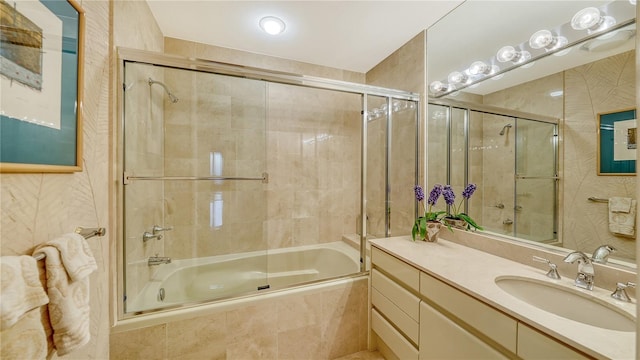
[259,16,286,35]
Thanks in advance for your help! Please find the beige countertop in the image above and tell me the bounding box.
[369,236,636,360]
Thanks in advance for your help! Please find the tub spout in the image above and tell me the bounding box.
[148,254,171,266]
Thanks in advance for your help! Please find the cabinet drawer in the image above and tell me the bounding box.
[371,269,420,320]
[420,272,517,353]
[372,247,420,292]
[517,323,589,359]
[419,301,510,360]
[372,287,419,344]
[372,309,419,360]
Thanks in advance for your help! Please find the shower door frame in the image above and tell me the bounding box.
[428,98,560,242]
[115,47,420,319]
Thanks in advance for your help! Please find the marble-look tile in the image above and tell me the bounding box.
[276,292,323,332]
[333,350,385,360]
[226,333,277,360]
[277,324,325,360]
[110,324,167,360]
[225,302,278,344]
[166,313,227,360]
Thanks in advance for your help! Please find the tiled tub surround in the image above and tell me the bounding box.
[111,275,368,360]
[370,236,635,359]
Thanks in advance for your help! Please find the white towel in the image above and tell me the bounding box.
[609,197,633,213]
[33,233,97,356]
[0,255,49,329]
[609,199,637,237]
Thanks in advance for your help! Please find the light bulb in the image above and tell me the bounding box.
[571,7,616,34]
[429,81,446,93]
[259,16,286,35]
[496,46,531,64]
[447,71,468,84]
[468,61,490,75]
[529,30,568,52]
[571,7,602,30]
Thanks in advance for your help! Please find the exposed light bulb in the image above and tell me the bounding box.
[429,81,448,93]
[529,30,568,52]
[496,46,531,64]
[259,16,286,35]
[571,7,616,34]
[447,71,468,84]
[468,61,490,75]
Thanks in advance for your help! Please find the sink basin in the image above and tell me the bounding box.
[495,276,635,332]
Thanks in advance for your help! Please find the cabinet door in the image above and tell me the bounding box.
[419,302,509,360]
[517,323,589,359]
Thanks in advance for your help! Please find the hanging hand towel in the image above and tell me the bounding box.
[0,256,50,360]
[0,255,49,329]
[33,233,97,356]
[608,199,637,237]
[609,197,633,213]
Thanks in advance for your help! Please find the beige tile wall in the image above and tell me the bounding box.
[110,277,368,360]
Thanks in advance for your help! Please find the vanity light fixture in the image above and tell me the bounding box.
[496,46,531,64]
[570,7,616,34]
[529,30,569,52]
[259,16,286,35]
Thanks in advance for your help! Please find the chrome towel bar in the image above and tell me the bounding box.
[123,172,268,185]
[33,227,106,261]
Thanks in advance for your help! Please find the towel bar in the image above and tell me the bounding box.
[588,197,608,203]
[32,227,106,261]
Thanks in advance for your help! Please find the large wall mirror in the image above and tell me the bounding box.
[426,0,636,266]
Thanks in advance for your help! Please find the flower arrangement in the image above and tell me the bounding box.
[412,184,446,241]
[412,183,482,241]
[442,184,483,231]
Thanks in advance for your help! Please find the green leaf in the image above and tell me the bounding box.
[458,213,484,230]
[412,222,418,241]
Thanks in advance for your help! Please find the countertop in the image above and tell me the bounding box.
[369,236,636,360]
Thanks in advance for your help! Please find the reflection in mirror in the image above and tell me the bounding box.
[427,0,636,266]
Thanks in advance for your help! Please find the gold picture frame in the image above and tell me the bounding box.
[0,0,84,173]
[597,108,637,176]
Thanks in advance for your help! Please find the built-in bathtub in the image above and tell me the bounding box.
[126,241,362,314]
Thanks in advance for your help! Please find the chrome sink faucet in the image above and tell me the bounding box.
[563,251,594,290]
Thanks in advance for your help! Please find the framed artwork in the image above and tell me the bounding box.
[0,0,84,173]
[598,108,637,175]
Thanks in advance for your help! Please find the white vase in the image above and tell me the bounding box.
[423,221,442,242]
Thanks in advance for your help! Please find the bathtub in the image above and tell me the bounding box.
[126,241,361,314]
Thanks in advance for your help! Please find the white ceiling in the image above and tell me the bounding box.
[146,0,464,73]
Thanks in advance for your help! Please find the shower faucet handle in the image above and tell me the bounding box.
[153,225,174,234]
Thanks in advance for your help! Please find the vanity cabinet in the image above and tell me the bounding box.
[370,246,592,360]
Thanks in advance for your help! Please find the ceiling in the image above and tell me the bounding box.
[146,0,464,73]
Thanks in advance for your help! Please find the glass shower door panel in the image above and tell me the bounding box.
[366,95,388,238]
[427,104,449,215]
[515,178,556,242]
[122,62,269,313]
[450,107,466,203]
[515,119,557,242]
[516,119,556,177]
[389,99,418,236]
[266,83,362,286]
[473,111,516,236]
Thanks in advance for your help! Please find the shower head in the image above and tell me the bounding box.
[499,124,512,135]
[148,78,179,103]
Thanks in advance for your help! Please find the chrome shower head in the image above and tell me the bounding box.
[499,124,512,135]
[148,78,179,103]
